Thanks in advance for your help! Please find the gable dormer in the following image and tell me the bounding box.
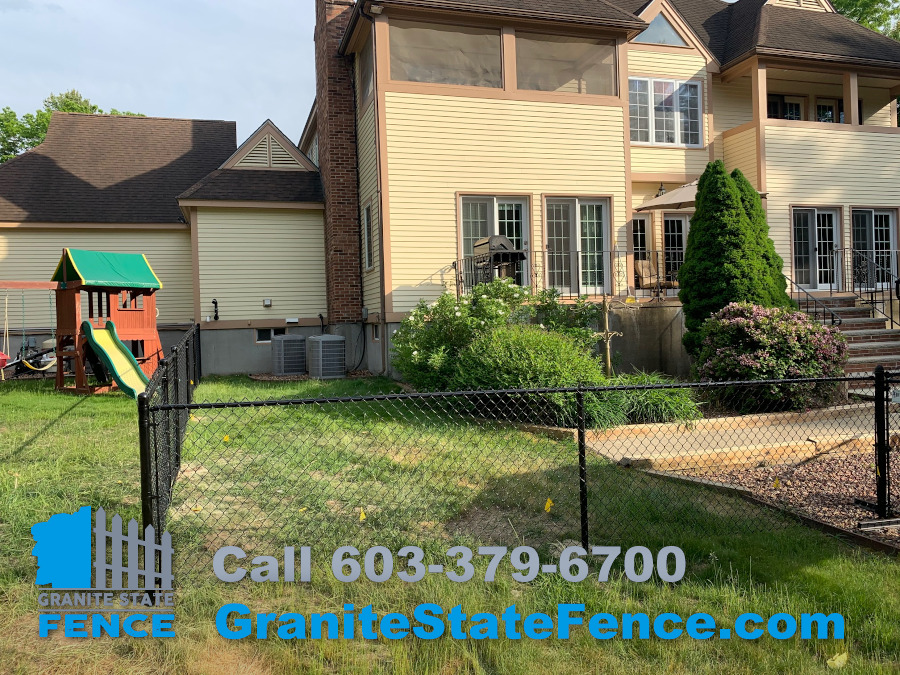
[765,0,834,12]
[220,120,317,171]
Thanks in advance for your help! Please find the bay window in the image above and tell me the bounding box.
[629,78,702,146]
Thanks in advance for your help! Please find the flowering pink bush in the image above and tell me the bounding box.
[694,303,848,411]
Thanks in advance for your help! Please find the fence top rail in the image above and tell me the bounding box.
[148,374,875,412]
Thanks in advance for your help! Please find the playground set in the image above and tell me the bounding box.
[1,248,163,399]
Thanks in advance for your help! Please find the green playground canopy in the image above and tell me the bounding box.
[51,248,162,289]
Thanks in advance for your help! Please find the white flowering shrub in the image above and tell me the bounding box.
[391,279,532,390]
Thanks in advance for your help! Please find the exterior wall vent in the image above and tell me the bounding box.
[307,335,346,379]
[272,334,307,376]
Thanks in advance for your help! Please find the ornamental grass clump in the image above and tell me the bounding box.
[694,303,848,412]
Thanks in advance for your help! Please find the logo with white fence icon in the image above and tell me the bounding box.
[32,506,176,638]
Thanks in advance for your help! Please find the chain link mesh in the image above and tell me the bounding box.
[139,368,900,581]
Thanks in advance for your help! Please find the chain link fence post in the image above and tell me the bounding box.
[875,366,890,518]
[577,386,589,551]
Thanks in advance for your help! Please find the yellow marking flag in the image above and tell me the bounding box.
[827,652,849,669]
[360,509,366,522]
[545,498,554,513]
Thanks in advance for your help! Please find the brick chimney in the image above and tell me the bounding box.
[315,0,363,324]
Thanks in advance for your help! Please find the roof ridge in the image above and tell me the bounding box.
[50,111,236,124]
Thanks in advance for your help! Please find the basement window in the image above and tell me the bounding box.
[390,20,502,88]
[256,328,286,344]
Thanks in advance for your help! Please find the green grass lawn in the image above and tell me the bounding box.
[1,377,899,674]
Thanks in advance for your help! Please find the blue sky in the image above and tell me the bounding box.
[0,0,317,144]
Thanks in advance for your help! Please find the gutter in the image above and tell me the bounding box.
[339,0,648,54]
[723,47,900,76]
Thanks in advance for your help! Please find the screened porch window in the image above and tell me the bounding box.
[390,21,502,88]
[516,33,616,96]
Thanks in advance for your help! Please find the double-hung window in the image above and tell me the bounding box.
[629,78,702,147]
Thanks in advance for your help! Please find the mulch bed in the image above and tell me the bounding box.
[687,452,900,548]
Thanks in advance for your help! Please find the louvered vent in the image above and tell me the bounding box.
[270,137,301,168]
[272,335,307,376]
[307,335,346,380]
[236,136,270,167]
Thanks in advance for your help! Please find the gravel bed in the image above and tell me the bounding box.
[687,452,900,548]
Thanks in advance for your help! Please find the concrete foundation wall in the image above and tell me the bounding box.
[608,304,692,379]
[199,324,367,377]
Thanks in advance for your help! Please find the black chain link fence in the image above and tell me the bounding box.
[138,364,900,581]
[139,324,200,544]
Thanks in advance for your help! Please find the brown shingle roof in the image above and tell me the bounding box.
[0,113,236,223]
[372,0,647,29]
[607,0,900,70]
[177,169,324,203]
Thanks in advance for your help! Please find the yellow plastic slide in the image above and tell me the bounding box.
[81,321,149,399]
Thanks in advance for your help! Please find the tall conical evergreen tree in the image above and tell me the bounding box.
[731,168,794,309]
[679,161,771,355]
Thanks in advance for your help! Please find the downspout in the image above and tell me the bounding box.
[350,6,372,373]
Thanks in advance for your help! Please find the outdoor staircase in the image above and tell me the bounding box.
[796,293,900,376]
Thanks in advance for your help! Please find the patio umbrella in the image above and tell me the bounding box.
[635,180,767,211]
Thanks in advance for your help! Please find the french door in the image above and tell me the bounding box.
[461,196,529,286]
[851,209,896,289]
[663,214,688,288]
[545,198,610,295]
[793,208,838,290]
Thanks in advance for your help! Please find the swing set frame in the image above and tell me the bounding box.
[0,281,58,379]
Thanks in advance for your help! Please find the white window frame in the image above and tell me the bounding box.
[459,196,530,258]
[629,77,704,148]
[255,327,286,344]
[362,205,374,270]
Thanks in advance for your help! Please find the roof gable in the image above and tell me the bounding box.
[634,13,688,46]
[221,120,317,171]
[765,0,832,12]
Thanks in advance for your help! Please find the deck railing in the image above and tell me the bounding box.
[834,248,900,329]
[453,249,684,300]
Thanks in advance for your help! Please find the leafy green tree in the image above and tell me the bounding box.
[832,0,900,39]
[731,168,794,309]
[0,90,143,163]
[678,161,771,355]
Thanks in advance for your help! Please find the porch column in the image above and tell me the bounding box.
[843,72,860,125]
[751,59,768,194]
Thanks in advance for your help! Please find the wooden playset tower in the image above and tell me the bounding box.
[52,248,163,394]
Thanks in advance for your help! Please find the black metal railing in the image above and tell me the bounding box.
[453,249,683,300]
[785,274,842,327]
[834,249,900,329]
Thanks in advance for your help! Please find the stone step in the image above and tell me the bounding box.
[830,306,877,320]
[846,355,900,373]
[847,341,900,358]
[842,329,900,343]
[836,317,889,332]
[793,294,859,309]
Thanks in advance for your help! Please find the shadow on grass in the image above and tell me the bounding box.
[0,395,88,459]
